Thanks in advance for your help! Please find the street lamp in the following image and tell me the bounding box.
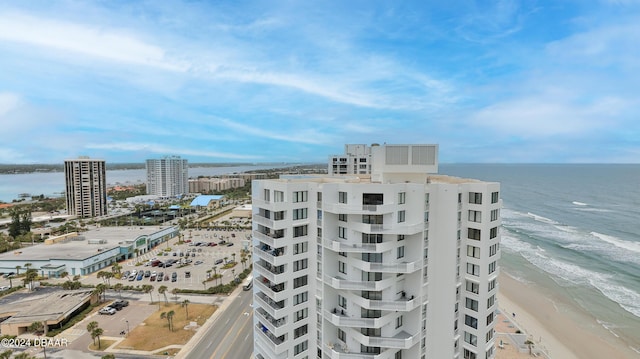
[126,320,130,337]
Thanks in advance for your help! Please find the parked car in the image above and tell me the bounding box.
[185,271,191,278]
[123,271,130,278]
[194,261,203,265]
[215,259,224,265]
[99,307,116,315]
[157,272,164,282]
[136,273,144,281]
[226,242,234,247]
[0,286,10,291]
[144,270,151,277]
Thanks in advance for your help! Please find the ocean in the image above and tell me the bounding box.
[441,164,640,354]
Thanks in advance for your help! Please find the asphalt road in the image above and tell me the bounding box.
[185,289,254,359]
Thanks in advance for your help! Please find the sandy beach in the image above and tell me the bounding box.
[497,272,639,359]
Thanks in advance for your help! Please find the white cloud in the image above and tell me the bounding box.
[215,117,330,145]
[0,12,185,71]
[86,142,259,160]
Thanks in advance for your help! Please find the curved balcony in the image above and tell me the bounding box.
[351,294,422,312]
[351,221,425,235]
[350,258,422,274]
[322,202,397,215]
[325,343,388,359]
[351,329,420,350]
[323,239,395,253]
[324,275,396,291]
[323,309,395,328]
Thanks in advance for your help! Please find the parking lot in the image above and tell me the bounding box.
[116,227,252,292]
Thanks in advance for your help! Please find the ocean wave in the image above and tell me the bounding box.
[591,232,640,254]
[526,212,559,224]
[574,207,613,213]
[501,235,640,318]
[572,201,588,206]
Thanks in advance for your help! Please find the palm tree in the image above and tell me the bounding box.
[142,284,154,303]
[212,266,218,286]
[158,285,168,304]
[28,321,44,335]
[111,263,122,275]
[160,310,175,331]
[86,321,98,345]
[92,327,104,349]
[171,288,179,303]
[95,283,107,302]
[181,299,190,319]
[241,257,247,270]
[232,269,236,283]
[60,271,69,281]
[15,265,21,276]
[114,283,123,299]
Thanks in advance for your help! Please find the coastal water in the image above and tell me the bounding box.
[0,165,282,202]
[441,164,640,353]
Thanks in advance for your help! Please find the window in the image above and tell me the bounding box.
[399,192,406,204]
[363,214,383,224]
[274,190,284,202]
[466,280,479,294]
[273,211,285,220]
[398,234,405,241]
[363,193,383,205]
[464,349,477,359]
[488,279,496,292]
[397,246,405,259]
[293,259,308,272]
[295,308,308,322]
[467,245,480,259]
[317,192,322,202]
[338,226,346,239]
[263,189,270,202]
[490,209,499,221]
[458,193,462,203]
[339,191,347,204]
[490,227,498,239]
[362,272,382,281]
[486,347,494,359]
[465,298,478,311]
[486,328,494,342]
[398,210,406,223]
[362,253,382,263]
[293,191,308,203]
[395,351,402,359]
[338,295,347,309]
[294,291,308,305]
[465,314,478,329]
[294,275,308,289]
[362,233,382,243]
[362,291,382,300]
[489,243,499,256]
[338,328,346,342]
[339,213,347,222]
[464,331,477,346]
[396,315,403,328]
[293,208,308,220]
[294,340,308,355]
[469,192,482,204]
[488,261,496,274]
[338,261,346,274]
[468,228,481,241]
[487,294,495,309]
[294,324,308,339]
[466,263,480,276]
[468,210,481,223]
[486,312,494,325]
[425,193,430,204]
[294,225,308,238]
[293,242,308,255]
[491,191,499,203]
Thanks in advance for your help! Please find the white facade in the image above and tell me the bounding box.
[146,156,189,197]
[64,157,107,218]
[252,144,501,359]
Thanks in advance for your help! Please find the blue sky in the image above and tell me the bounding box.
[1,1,639,164]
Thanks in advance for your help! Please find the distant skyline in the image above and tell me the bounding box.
[1,1,639,164]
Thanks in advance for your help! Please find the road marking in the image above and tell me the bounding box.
[216,309,253,359]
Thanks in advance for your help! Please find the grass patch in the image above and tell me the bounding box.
[155,348,181,356]
[115,303,216,351]
[89,339,116,351]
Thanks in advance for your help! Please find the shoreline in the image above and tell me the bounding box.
[498,272,638,359]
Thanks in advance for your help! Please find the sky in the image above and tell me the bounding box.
[1,1,639,164]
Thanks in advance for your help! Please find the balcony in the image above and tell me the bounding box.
[255,277,287,302]
[256,307,287,337]
[252,214,287,230]
[325,343,388,359]
[323,239,395,253]
[254,261,287,284]
[355,330,420,349]
[252,198,288,211]
[255,323,288,356]
[322,202,396,215]
[324,275,396,291]
[255,292,286,319]
[352,294,421,312]
[254,246,287,267]
[323,309,394,328]
[351,221,425,235]
[254,231,285,247]
[351,258,422,274]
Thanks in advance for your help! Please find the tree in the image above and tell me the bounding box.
[160,310,175,331]
[171,288,179,303]
[15,265,21,276]
[232,253,236,263]
[60,271,69,281]
[111,263,122,275]
[212,266,218,286]
[181,299,190,320]
[114,283,123,299]
[28,321,44,335]
[95,283,107,302]
[24,268,38,290]
[142,284,154,303]
[0,350,13,359]
[158,285,168,304]
[86,321,99,345]
[241,257,247,270]
[92,327,104,349]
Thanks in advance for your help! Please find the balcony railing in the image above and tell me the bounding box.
[323,309,395,328]
[351,258,422,274]
[323,239,395,253]
[254,246,287,266]
[255,277,287,301]
[256,307,287,336]
[352,294,421,312]
[324,275,396,291]
[254,231,285,247]
[255,292,285,318]
[322,202,396,215]
[356,330,420,349]
[255,262,287,283]
[325,343,387,359]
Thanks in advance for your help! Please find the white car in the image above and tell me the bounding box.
[99,307,116,315]
[0,286,10,291]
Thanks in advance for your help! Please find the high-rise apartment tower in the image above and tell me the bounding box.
[145,156,189,197]
[64,157,107,218]
[252,144,501,359]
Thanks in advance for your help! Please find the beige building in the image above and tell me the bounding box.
[64,157,107,218]
[188,177,246,193]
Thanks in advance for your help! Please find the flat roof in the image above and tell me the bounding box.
[0,289,94,324]
[0,226,171,262]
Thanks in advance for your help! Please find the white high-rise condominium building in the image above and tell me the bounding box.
[64,157,107,218]
[252,144,501,359]
[145,156,189,197]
